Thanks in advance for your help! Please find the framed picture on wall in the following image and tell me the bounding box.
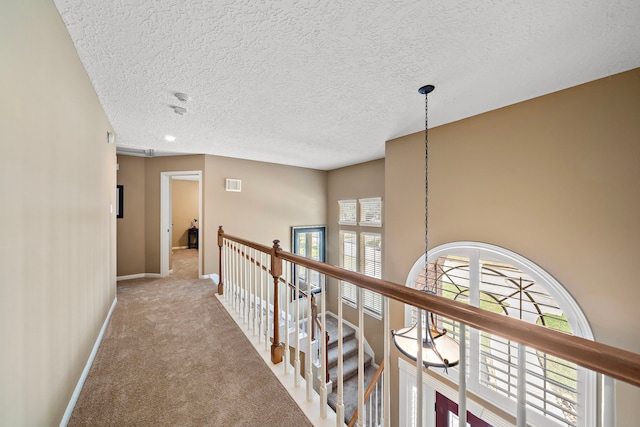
[116,185,124,218]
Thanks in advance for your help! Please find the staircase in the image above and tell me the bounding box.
[323,315,379,425]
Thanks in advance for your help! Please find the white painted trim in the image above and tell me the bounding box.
[116,273,162,281]
[60,297,117,427]
[172,246,188,250]
[200,273,220,284]
[161,171,203,278]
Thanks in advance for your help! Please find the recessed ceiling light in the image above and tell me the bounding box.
[165,135,176,142]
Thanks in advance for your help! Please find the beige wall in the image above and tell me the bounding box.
[385,68,640,426]
[116,154,327,278]
[0,0,117,425]
[326,159,386,362]
[171,179,199,248]
[143,155,205,274]
[203,155,328,275]
[116,155,146,276]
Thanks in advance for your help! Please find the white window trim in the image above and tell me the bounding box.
[338,199,357,226]
[361,231,383,318]
[358,197,382,227]
[339,230,358,306]
[403,241,597,427]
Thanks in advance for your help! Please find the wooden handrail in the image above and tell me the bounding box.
[348,360,385,427]
[219,229,640,388]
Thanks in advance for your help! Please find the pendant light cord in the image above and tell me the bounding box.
[419,84,434,291]
[424,89,429,280]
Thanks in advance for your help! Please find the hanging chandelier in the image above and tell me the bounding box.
[391,84,460,369]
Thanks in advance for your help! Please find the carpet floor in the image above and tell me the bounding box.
[68,249,312,427]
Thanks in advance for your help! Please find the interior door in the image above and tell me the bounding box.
[435,392,492,427]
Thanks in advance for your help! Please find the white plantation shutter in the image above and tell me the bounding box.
[359,197,382,227]
[340,231,357,304]
[406,246,591,427]
[338,200,357,225]
[361,232,382,316]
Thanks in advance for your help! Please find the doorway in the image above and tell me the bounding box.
[160,171,202,278]
[436,392,492,427]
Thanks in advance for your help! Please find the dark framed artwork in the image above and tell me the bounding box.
[116,185,124,218]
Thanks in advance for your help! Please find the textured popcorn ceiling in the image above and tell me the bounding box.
[54,0,640,170]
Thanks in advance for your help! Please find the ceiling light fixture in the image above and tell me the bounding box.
[175,92,190,102]
[165,135,176,142]
[172,106,187,115]
[392,85,460,370]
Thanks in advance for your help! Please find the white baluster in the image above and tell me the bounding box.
[357,287,364,427]
[258,251,264,344]
[233,243,242,318]
[459,323,467,426]
[223,241,228,302]
[244,246,249,325]
[227,242,232,305]
[294,263,300,387]
[516,343,526,427]
[383,296,390,427]
[336,281,344,426]
[284,260,290,375]
[232,243,238,313]
[250,248,255,335]
[265,252,270,352]
[306,271,313,401]
[416,308,423,427]
[319,272,327,418]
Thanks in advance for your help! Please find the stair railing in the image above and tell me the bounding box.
[218,227,640,427]
[348,360,384,427]
[218,227,324,364]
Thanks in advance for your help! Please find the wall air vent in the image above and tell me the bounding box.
[225,178,242,192]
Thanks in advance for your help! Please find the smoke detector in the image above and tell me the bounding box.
[175,92,190,102]
[172,106,187,115]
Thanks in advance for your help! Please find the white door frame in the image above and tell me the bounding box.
[160,170,203,278]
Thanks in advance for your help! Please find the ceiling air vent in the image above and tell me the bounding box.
[225,178,242,192]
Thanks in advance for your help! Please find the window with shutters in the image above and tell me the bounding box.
[359,197,382,227]
[338,200,357,225]
[361,232,383,317]
[339,230,358,305]
[403,242,595,427]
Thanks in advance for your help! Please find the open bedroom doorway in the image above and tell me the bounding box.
[160,171,202,278]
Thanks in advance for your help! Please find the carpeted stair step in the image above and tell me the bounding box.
[327,335,358,369]
[323,315,356,349]
[327,363,380,424]
[328,350,372,385]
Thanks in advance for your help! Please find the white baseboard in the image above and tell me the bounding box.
[200,273,220,284]
[172,246,188,250]
[116,273,162,281]
[59,297,117,427]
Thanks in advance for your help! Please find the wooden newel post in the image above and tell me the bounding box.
[270,239,284,364]
[217,226,224,295]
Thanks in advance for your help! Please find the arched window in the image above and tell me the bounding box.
[404,242,595,427]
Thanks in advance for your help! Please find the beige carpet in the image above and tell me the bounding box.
[68,249,312,427]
